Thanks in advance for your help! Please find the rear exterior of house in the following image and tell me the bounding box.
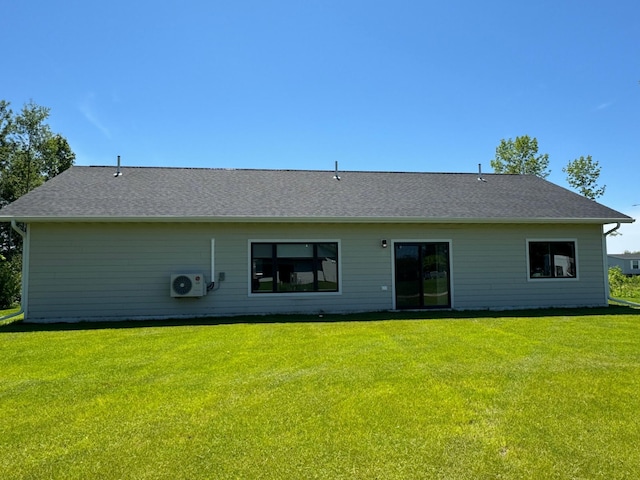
[23,221,609,322]
[1,166,633,322]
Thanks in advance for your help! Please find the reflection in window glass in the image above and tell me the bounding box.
[277,243,313,258]
[529,241,576,278]
[252,242,338,293]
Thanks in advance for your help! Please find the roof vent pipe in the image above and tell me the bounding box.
[477,163,487,182]
[333,161,341,181]
[114,155,122,177]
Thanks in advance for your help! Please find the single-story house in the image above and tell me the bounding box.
[0,165,633,322]
[608,253,640,276]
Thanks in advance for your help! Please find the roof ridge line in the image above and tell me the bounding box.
[81,165,510,175]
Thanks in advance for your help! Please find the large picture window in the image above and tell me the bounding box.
[528,241,577,279]
[251,242,339,293]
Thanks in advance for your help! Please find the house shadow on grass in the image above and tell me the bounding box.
[1,305,639,333]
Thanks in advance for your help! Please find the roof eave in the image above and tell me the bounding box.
[0,215,634,224]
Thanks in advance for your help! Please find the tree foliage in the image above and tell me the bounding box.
[562,155,606,200]
[609,266,640,300]
[0,254,21,307]
[0,100,75,307]
[0,101,75,207]
[490,135,550,178]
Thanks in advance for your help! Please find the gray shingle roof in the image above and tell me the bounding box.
[0,166,632,224]
[608,253,640,259]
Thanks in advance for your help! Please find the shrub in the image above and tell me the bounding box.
[0,255,21,308]
[608,266,640,299]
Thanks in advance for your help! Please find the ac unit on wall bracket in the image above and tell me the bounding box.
[170,273,206,298]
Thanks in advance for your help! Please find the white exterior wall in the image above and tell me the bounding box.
[446,223,606,309]
[24,222,608,322]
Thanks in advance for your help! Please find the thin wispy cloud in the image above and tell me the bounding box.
[595,101,614,111]
[79,93,111,139]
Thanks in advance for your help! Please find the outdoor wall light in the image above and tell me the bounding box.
[381,239,388,248]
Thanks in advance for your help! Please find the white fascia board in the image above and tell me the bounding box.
[0,215,634,224]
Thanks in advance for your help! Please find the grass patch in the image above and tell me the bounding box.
[2,308,640,479]
[0,306,22,324]
[610,297,640,305]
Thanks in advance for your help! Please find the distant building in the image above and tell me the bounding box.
[608,253,640,276]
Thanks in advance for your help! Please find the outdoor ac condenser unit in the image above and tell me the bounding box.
[170,273,206,298]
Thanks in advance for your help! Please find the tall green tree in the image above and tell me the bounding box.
[0,100,75,307]
[490,135,550,178]
[0,101,68,206]
[0,101,14,174]
[562,155,605,200]
[0,100,75,207]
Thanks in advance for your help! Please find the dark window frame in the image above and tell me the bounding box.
[527,240,578,280]
[251,241,339,294]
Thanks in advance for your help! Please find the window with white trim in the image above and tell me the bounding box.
[251,242,339,293]
[631,260,640,270]
[528,241,577,279]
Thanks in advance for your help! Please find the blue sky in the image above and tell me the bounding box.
[3,1,639,251]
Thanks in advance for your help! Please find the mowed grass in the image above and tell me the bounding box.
[1,308,639,479]
[0,306,22,323]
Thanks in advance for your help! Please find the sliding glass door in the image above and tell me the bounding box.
[394,242,451,309]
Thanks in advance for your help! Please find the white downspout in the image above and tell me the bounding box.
[0,220,28,321]
[604,222,640,307]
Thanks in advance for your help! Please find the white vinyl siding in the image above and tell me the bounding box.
[451,225,603,309]
[24,222,609,322]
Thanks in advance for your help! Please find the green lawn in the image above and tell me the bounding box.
[0,306,22,323]
[1,308,639,479]
[610,297,640,306]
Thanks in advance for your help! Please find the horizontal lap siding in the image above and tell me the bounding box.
[25,222,608,322]
[28,224,212,320]
[383,223,606,309]
[210,223,393,316]
[26,223,394,321]
[450,224,606,309]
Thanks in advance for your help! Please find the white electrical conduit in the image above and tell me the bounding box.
[604,222,640,308]
[207,238,223,292]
